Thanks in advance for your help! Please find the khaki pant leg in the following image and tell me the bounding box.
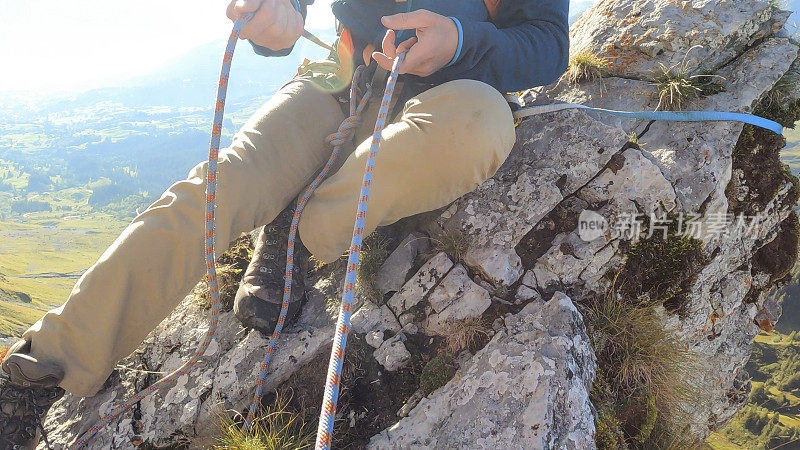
[298,79,516,263]
[22,80,344,397]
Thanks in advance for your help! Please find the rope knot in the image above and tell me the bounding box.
[326,113,363,148]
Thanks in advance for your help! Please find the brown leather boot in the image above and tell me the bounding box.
[233,205,308,333]
[1,339,65,450]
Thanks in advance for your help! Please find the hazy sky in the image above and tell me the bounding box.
[0,1,603,95]
[0,0,336,94]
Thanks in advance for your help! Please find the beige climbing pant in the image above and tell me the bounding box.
[22,76,516,397]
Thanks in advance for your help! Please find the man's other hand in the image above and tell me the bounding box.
[226,0,303,51]
[372,10,459,77]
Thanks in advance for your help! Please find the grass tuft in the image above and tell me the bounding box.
[444,317,489,353]
[356,234,390,304]
[754,72,800,129]
[651,47,725,110]
[566,49,610,84]
[768,0,787,9]
[215,394,314,450]
[428,228,469,262]
[584,280,701,449]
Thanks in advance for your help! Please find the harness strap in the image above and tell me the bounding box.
[512,102,784,135]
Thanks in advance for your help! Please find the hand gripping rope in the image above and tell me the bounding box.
[75,13,784,449]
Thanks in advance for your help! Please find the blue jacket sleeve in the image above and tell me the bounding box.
[428,0,569,93]
[249,0,313,57]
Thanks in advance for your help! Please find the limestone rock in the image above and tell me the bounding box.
[516,284,540,304]
[639,37,798,215]
[369,293,596,450]
[387,252,453,314]
[373,335,412,372]
[423,265,492,336]
[437,109,629,285]
[41,265,373,448]
[366,330,385,349]
[570,0,790,79]
[374,233,429,295]
[42,1,800,447]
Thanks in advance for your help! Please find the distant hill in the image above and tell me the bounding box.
[0,32,335,219]
[1,31,335,118]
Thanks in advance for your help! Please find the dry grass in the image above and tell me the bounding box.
[444,317,490,353]
[356,234,390,304]
[308,256,327,271]
[585,275,702,448]
[652,47,725,110]
[566,49,610,84]
[0,346,8,361]
[215,394,314,450]
[428,228,469,262]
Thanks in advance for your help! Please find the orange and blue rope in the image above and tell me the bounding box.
[74,13,253,448]
[74,13,405,449]
[243,63,374,428]
[315,52,405,450]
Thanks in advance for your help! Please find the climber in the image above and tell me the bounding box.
[0,0,568,447]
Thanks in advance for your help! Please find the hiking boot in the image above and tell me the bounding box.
[234,205,308,333]
[1,339,65,450]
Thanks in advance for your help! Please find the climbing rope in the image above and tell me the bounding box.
[73,12,405,448]
[74,12,787,449]
[315,52,406,450]
[242,63,374,429]
[74,13,253,448]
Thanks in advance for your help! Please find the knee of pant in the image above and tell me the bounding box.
[408,79,516,169]
[186,147,245,183]
[187,160,206,180]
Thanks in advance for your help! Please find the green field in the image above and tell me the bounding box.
[709,331,800,449]
[782,126,800,174]
[0,212,126,338]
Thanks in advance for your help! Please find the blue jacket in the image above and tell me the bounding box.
[251,0,569,93]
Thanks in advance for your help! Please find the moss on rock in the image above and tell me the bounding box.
[753,212,800,284]
[198,234,253,311]
[419,351,456,395]
[596,407,628,450]
[618,232,706,313]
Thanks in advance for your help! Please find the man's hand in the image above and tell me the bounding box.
[372,10,459,77]
[226,0,304,51]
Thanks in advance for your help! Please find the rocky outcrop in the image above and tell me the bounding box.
[570,0,791,79]
[42,0,800,448]
[369,293,596,450]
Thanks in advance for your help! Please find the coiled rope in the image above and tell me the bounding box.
[74,12,785,449]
